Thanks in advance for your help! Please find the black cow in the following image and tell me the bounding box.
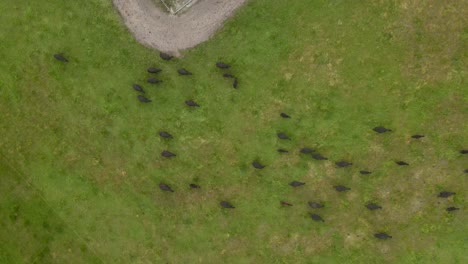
[277,133,290,140]
[178,68,192,75]
[395,161,409,166]
[446,207,459,212]
[160,52,173,60]
[185,100,200,107]
[159,131,173,139]
[310,214,324,222]
[308,202,324,208]
[460,149,468,154]
[366,203,382,210]
[161,150,176,158]
[280,201,293,206]
[312,153,327,160]
[374,233,392,240]
[189,183,200,189]
[277,149,289,153]
[411,134,425,139]
[289,181,305,187]
[137,95,151,103]
[159,183,174,192]
[252,161,265,169]
[336,161,352,167]
[216,62,231,69]
[132,84,145,93]
[334,185,351,192]
[360,170,372,175]
[220,201,235,209]
[53,53,68,62]
[438,191,455,198]
[147,67,162,74]
[300,148,315,154]
[147,77,162,84]
[223,73,235,78]
[232,78,238,89]
[373,126,392,133]
[280,113,291,118]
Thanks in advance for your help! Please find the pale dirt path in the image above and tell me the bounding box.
[112,0,248,56]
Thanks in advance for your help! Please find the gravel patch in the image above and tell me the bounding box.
[112,0,248,56]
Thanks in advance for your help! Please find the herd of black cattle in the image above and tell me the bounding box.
[54,52,465,241]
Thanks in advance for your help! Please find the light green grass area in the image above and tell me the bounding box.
[0,0,467,263]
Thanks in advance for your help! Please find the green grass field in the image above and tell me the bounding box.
[0,0,467,263]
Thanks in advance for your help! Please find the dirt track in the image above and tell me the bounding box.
[112,0,247,56]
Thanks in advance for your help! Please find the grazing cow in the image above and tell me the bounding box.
[374,233,392,240]
[395,161,409,166]
[289,181,305,187]
[312,153,328,160]
[252,161,265,169]
[223,73,235,78]
[460,149,468,154]
[308,202,324,208]
[159,183,174,192]
[300,148,315,154]
[336,161,352,167]
[160,52,173,60]
[310,214,324,222]
[178,68,192,75]
[438,191,455,198]
[159,131,173,139]
[161,150,176,158]
[147,67,162,74]
[220,201,235,209]
[232,78,238,89]
[360,170,372,175]
[366,203,382,210]
[277,133,290,140]
[334,185,351,192]
[53,53,68,62]
[280,201,293,206]
[280,112,291,118]
[216,62,231,69]
[137,95,151,103]
[464,169,468,174]
[411,134,425,139]
[373,126,392,133]
[277,149,289,153]
[147,77,162,84]
[189,183,200,189]
[185,100,200,107]
[446,207,459,212]
[132,84,145,93]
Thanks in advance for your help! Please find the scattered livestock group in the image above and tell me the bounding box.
[54,52,465,241]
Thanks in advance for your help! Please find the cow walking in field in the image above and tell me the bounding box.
[53,53,68,62]
[159,131,173,139]
[133,84,145,93]
[185,100,200,107]
[137,95,151,103]
[161,150,176,158]
[178,68,192,75]
[160,52,173,60]
[220,201,235,209]
[159,183,174,192]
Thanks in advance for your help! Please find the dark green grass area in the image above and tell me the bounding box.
[0,0,467,263]
[0,160,102,263]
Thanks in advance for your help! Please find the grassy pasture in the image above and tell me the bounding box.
[0,0,467,263]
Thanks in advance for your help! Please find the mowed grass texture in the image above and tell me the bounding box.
[0,0,467,263]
